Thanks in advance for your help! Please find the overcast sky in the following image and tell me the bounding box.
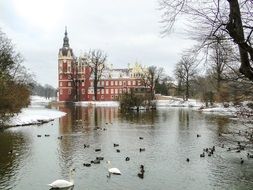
[0,0,194,88]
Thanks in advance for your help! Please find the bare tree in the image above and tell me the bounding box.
[0,29,32,123]
[81,50,107,101]
[159,0,253,81]
[174,55,198,100]
[142,66,164,100]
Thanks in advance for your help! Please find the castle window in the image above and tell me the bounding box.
[133,80,136,85]
[106,81,109,86]
[59,75,62,79]
[82,89,85,94]
[101,81,104,86]
[119,81,122,85]
[128,81,131,86]
[67,63,71,73]
[68,89,71,94]
[111,81,114,86]
[115,89,118,94]
[111,89,114,94]
[106,89,109,94]
[82,82,85,86]
[115,81,118,85]
[101,89,104,94]
[60,82,63,87]
[68,82,71,87]
[60,89,63,95]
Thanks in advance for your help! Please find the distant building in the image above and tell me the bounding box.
[58,29,149,102]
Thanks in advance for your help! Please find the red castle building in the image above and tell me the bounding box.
[58,29,149,102]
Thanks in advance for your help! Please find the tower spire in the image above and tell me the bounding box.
[63,26,69,48]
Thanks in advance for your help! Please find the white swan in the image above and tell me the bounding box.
[48,168,75,188]
[107,161,121,175]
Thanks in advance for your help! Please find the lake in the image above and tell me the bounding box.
[0,106,253,190]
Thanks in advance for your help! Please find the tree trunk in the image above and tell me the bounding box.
[94,67,98,101]
[226,0,253,81]
[185,76,189,101]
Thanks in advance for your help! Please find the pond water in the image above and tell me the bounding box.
[0,106,253,190]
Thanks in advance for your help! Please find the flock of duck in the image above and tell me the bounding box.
[81,138,146,179]
[11,123,252,189]
[185,132,253,164]
[41,122,146,189]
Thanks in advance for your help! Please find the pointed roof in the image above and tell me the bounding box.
[63,26,69,48]
[59,27,74,57]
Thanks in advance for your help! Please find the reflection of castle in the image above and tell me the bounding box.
[58,106,119,133]
[58,29,149,102]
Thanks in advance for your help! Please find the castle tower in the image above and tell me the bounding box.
[58,27,76,101]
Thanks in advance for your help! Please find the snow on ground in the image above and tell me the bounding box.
[156,98,204,108]
[75,101,119,107]
[199,105,238,117]
[8,108,66,126]
[156,96,253,118]
[29,96,54,108]
[7,96,66,126]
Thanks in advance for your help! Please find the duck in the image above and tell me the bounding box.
[96,156,104,161]
[125,157,130,161]
[140,165,145,173]
[139,137,143,140]
[240,158,244,164]
[197,134,201,138]
[139,148,145,152]
[247,153,253,158]
[113,143,119,147]
[200,152,205,157]
[58,136,63,140]
[83,163,91,167]
[137,172,144,179]
[37,135,42,137]
[93,159,100,164]
[186,158,190,162]
[48,168,75,188]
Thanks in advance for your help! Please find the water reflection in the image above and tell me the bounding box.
[0,130,31,190]
[58,106,119,133]
[178,109,190,129]
[1,107,253,190]
[50,187,74,190]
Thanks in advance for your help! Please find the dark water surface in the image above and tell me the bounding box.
[0,106,253,190]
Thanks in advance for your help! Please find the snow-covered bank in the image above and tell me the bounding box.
[8,108,66,126]
[155,96,253,119]
[75,101,119,107]
[6,96,66,127]
[156,98,204,108]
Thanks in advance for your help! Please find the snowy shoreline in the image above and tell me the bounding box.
[5,96,252,127]
[6,96,66,127]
